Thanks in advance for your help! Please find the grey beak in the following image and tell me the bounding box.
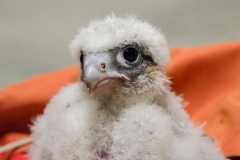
[83,52,131,93]
[84,65,131,93]
[85,65,105,91]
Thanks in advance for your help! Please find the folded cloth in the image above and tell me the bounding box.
[167,42,240,157]
[9,153,28,160]
[0,133,30,160]
[0,42,240,160]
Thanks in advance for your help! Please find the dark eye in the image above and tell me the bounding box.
[122,47,139,63]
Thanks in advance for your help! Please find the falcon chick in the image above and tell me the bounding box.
[29,14,226,160]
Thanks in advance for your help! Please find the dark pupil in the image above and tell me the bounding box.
[123,48,138,62]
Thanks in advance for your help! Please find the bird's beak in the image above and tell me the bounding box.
[83,53,131,93]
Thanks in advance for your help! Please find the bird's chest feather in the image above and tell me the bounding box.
[57,97,173,160]
[56,99,118,159]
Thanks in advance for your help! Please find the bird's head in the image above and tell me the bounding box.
[70,14,170,95]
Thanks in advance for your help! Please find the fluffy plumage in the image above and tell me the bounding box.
[29,14,226,160]
[70,14,170,68]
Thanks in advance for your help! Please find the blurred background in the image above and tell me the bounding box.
[0,0,239,89]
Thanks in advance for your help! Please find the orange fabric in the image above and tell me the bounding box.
[0,42,240,159]
[166,42,240,156]
[9,153,28,160]
[0,67,79,137]
[0,133,30,160]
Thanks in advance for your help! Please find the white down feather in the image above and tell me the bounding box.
[29,82,226,160]
[29,14,226,160]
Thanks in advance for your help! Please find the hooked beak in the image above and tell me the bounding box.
[82,53,131,93]
[84,66,130,93]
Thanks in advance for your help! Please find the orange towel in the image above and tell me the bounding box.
[167,42,240,156]
[0,42,240,159]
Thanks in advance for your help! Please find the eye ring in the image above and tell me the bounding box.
[121,46,139,63]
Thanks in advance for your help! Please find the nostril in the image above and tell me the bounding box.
[101,63,106,70]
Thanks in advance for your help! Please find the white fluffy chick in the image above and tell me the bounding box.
[29,14,226,160]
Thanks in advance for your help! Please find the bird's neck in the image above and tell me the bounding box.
[91,86,169,113]
[85,71,171,113]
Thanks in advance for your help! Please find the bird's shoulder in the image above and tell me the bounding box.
[41,82,101,119]
[47,82,88,108]
[34,82,102,133]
